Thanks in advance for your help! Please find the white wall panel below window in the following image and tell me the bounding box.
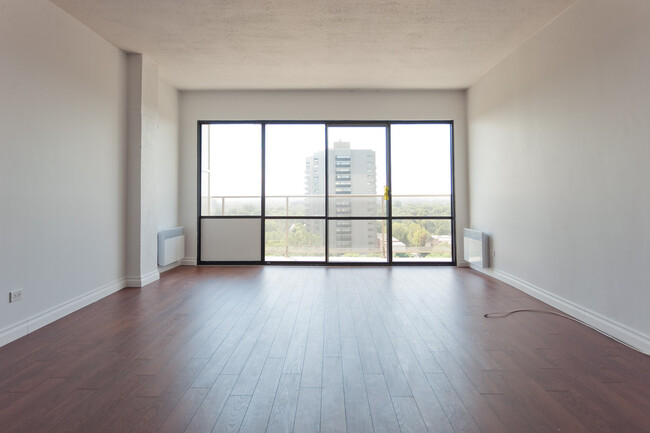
[201,219,261,262]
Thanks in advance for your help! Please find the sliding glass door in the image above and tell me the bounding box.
[390,123,453,262]
[199,123,262,261]
[265,124,326,261]
[327,126,388,263]
[198,121,454,265]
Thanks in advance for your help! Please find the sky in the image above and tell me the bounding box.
[203,122,452,197]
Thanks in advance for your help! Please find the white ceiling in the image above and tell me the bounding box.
[50,0,576,90]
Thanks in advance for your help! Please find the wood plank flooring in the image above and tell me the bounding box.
[0,266,648,433]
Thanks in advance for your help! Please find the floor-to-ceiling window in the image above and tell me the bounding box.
[265,124,326,262]
[390,123,454,262]
[199,123,262,261]
[327,125,388,263]
[198,121,454,265]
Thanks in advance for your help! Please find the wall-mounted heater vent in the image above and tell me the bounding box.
[463,228,489,268]
[158,227,185,266]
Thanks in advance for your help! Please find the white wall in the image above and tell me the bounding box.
[125,55,161,286]
[0,0,128,344]
[157,80,180,231]
[468,0,650,353]
[155,79,181,273]
[126,56,182,281]
[179,90,469,264]
[125,55,144,283]
[139,57,160,281]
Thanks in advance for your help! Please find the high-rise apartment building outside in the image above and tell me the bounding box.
[305,140,379,253]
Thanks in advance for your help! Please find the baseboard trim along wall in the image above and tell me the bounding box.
[470,265,650,355]
[124,270,160,288]
[158,261,182,274]
[181,257,197,266]
[0,277,127,348]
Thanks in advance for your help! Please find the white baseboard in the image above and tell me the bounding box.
[470,265,650,355]
[181,257,197,266]
[124,270,160,288]
[0,320,30,348]
[457,259,470,268]
[158,261,182,274]
[0,277,126,348]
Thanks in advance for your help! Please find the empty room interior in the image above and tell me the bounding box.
[1,0,649,432]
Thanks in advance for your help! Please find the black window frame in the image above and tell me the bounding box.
[197,120,456,266]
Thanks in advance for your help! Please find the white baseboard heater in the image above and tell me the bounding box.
[157,227,185,266]
[463,228,489,268]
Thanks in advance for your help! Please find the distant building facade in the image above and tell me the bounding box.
[305,140,379,252]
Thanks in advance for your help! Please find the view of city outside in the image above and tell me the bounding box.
[200,122,452,263]
[324,126,388,262]
[265,124,326,260]
[201,123,262,216]
[390,123,452,262]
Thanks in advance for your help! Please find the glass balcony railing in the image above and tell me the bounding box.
[201,194,453,262]
[202,194,452,217]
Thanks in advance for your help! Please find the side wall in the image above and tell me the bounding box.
[156,79,181,273]
[125,55,161,286]
[0,0,128,344]
[467,0,650,352]
[157,80,180,232]
[179,90,469,265]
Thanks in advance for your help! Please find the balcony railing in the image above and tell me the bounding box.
[201,194,451,217]
[200,194,453,261]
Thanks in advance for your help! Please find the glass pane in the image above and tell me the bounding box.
[391,196,451,217]
[265,219,325,262]
[328,220,388,263]
[390,124,452,217]
[327,126,387,217]
[392,219,452,262]
[201,123,261,215]
[201,171,210,215]
[200,124,210,172]
[200,124,211,215]
[265,124,326,216]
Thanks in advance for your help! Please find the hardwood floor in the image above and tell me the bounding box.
[0,266,648,433]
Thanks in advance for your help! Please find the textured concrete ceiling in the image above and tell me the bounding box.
[50,0,576,90]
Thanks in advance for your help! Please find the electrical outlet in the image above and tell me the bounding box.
[9,289,23,303]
